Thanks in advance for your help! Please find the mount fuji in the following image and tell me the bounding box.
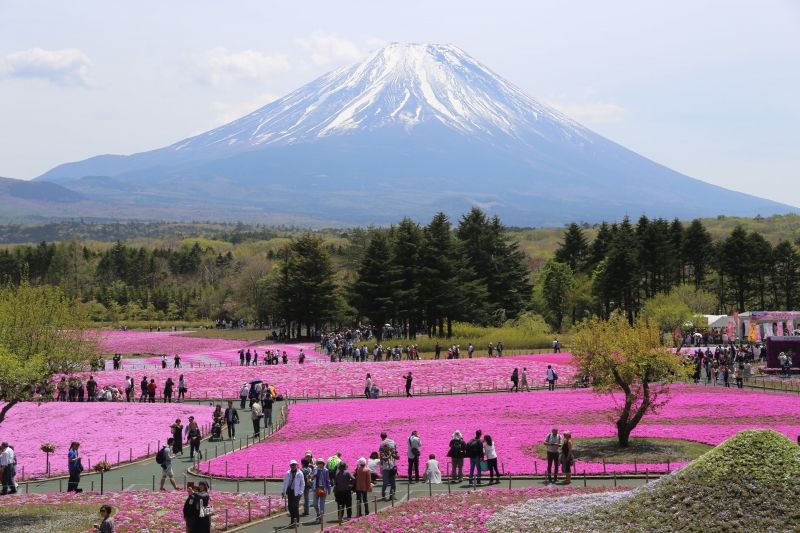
[33,43,794,226]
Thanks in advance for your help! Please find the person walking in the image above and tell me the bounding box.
[521,367,530,391]
[447,430,466,482]
[282,459,305,527]
[67,441,82,492]
[353,458,372,517]
[407,430,421,483]
[224,401,239,439]
[544,428,562,483]
[403,372,413,397]
[251,400,263,438]
[183,481,211,533]
[466,430,484,487]
[483,435,500,484]
[0,442,17,495]
[546,365,558,391]
[158,438,181,491]
[425,454,442,484]
[560,431,574,485]
[333,462,354,521]
[312,458,331,524]
[379,432,398,500]
[186,417,201,461]
[170,419,184,456]
[510,368,519,392]
[261,392,273,428]
[92,505,115,533]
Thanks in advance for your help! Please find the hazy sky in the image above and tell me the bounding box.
[1,1,798,206]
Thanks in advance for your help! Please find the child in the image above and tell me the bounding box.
[425,454,442,484]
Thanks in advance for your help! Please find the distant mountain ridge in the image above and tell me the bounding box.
[28,43,796,225]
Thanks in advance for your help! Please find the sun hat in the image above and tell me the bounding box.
[289,459,298,465]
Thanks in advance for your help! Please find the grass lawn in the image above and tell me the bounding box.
[535,437,712,464]
[2,503,98,533]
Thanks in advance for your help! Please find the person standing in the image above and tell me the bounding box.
[251,400,262,438]
[333,462,354,521]
[239,349,245,366]
[147,379,157,403]
[447,430,466,482]
[174,354,181,368]
[560,431,574,485]
[466,430,483,487]
[546,365,557,391]
[0,442,17,495]
[161,355,167,369]
[407,430,421,483]
[467,343,474,358]
[86,375,97,402]
[353,458,372,517]
[735,363,744,389]
[171,419,184,456]
[186,417,201,460]
[261,391,274,427]
[487,343,494,357]
[544,428,562,483]
[483,435,500,484]
[239,383,248,409]
[224,401,239,439]
[245,349,251,366]
[158,438,180,491]
[364,374,372,399]
[403,372,413,397]
[67,441,82,492]
[521,367,530,391]
[139,376,148,402]
[93,505,115,533]
[178,375,187,401]
[497,341,504,356]
[552,338,560,353]
[282,460,305,527]
[510,368,519,392]
[434,342,441,360]
[124,375,134,402]
[183,481,211,533]
[300,458,313,517]
[164,377,174,403]
[379,432,398,500]
[312,458,331,524]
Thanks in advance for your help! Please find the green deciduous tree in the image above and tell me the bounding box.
[571,312,691,447]
[0,280,98,426]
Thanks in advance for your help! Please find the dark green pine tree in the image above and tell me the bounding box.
[747,232,773,310]
[351,231,396,341]
[669,218,685,285]
[554,223,589,272]
[682,219,713,288]
[276,235,338,336]
[718,226,751,312]
[391,218,424,338]
[771,241,800,310]
[597,217,640,322]
[456,208,531,323]
[586,222,614,273]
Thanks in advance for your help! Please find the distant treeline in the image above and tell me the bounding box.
[0,212,797,334]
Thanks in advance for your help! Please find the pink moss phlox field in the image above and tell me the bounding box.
[95,330,247,356]
[0,490,278,532]
[83,354,575,399]
[0,402,213,478]
[327,486,623,533]
[205,385,800,478]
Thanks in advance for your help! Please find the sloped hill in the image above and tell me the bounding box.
[487,430,800,532]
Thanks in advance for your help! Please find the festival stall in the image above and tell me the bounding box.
[737,311,800,342]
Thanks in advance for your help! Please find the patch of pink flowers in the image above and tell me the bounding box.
[0,402,213,479]
[82,354,576,400]
[203,385,800,478]
[326,486,623,533]
[0,490,279,532]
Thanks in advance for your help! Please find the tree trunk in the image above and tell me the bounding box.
[0,398,19,426]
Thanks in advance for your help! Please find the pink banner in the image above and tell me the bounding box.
[777,322,784,336]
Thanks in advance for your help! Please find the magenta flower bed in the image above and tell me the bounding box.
[202,385,800,478]
[0,402,213,479]
[81,354,576,400]
[95,330,247,356]
[1,490,279,532]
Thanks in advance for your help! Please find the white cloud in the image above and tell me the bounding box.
[547,101,626,124]
[208,93,277,127]
[196,47,290,86]
[0,47,92,86]
[296,32,367,67]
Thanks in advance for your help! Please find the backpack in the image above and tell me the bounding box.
[156,446,168,465]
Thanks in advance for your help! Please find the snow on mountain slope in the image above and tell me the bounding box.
[169,43,590,153]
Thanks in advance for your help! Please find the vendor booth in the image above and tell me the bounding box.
[737,311,800,343]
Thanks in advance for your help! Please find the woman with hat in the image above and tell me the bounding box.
[183,481,211,533]
[312,458,331,524]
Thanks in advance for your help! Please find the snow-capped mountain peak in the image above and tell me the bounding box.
[172,42,588,152]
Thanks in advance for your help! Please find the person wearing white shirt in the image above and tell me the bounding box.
[424,454,442,484]
[483,435,500,484]
[0,442,17,495]
[407,430,422,483]
[282,460,305,526]
[546,365,558,391]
